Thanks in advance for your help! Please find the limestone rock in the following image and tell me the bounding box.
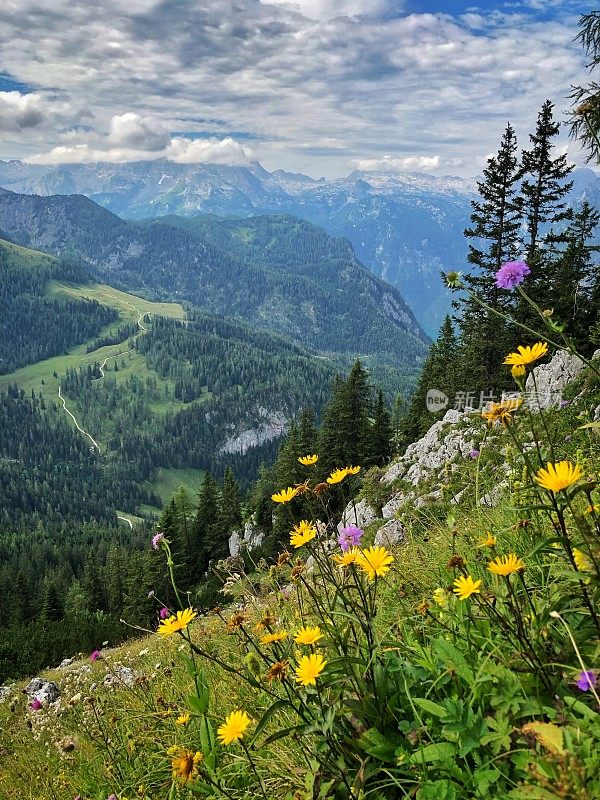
[0,684,14,703]
[374,519,405,547]
[103,666,136,688]
[24,678,60,705]
[526,351,586,410]
[228,518,264,557]
[58,658,74,669]
[382,461,406,484]
[337,499,377,531]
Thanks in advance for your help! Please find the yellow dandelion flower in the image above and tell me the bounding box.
[217,710,252,745]
[271,486,299,503]
[503,342,548,368]
[432,588,449,609]
[298,454,318,466]
[478,533,497,548]
[176,712,191,726]
[481,397,523,426]
[168,746,202,784]
[294,626,323,645]
[158,608,197,637]
[346,465,361,475]
[260,630,288,645]
[511,364,526,379]
[573,548,594,574]
[295,653,327,686]
[453,575,482,600]
[290,520,317,548]
[357,546,394,580]
[534,461,582,493]
[488,553,525,576]
[332,547,361,567]
[326,468,349,485]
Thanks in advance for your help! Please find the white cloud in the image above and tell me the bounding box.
[356,154,441,172]
[108,112,170,151]
[166,137,252,165]
[263,0,394,20]
[0,90,72,132]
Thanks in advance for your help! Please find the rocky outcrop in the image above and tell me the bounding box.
[229,517,265,557]
[374,519,405,547]
[219,409,288,455]
[24,678,60,705]
[525,351,586,410]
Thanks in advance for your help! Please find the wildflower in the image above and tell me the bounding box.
[332,547,362,567]
[168,745,202,784]
[511,364,526,379]
[314,481,329,495]
[432,588,449,609]
[481,397,523,426]
[277,551,291,566]
[447,554,465,569]
[453,575,482,600]
[217,710,251,745]
[573,548,594,574]
[90,649,101,661]
[290,520,317,548]
[176,712,191,725]
[227,612,246,631]
[488,553,525,576]
[151,532,165,550]
[294,480,311,496]
[295,653,327,686]
[327,468,349,485]
[298,454,318,466]
[495,260,530,289]
[417,600,430,615]
[478,533,497,548]
[357,546,394,580]
[254,611,275,630]
[159,607,170,620]
[576,670,597,692]
[503,342,548,370]
[271,486,299,503]
[157,608,197,637]
[338,524,364,551]
[266,660,289,682]
[290,563,305,580]
[260,631,288,645]
[534,461,582,492]
[294,626,323,645]
[444,270,462,289]
[468,449,480,459]
[346,465,361,475]
[585,503,600,515]
[30,698,43,711]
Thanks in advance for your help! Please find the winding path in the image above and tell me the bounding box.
[117,515,134,529]
[58,386,101,452]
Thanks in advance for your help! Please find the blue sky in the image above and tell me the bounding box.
[0,0,593,177]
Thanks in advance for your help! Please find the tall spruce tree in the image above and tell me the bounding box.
[369,389,393,466]
[569,11,600,164]
[221,467,243,534]
[459,123,521,392]
[192,472,223,577]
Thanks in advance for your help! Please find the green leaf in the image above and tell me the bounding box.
[360,728,400,763]
[413,698,449,719]
[262,724,304,746]
[199,715,216,756]
[249,699,291,746]
[411,742,457,764]
[416,780,457,800]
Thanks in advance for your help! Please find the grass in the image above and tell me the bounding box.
[144,467,204,510]
[0,238,55,269]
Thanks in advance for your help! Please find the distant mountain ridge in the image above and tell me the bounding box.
[0,186,429,378]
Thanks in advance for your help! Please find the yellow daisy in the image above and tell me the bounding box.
[271,486,299,503]
[168,746,202,784]
[294,626,323,645]
[503,342,548,368]
[346,465,361,475]
[478,533,497,548]
[295,653,327,686]
[453,575,482,600]
[158,608,197,637]
[217,710,252,745]
[176,712,191,726]
[481,397,523,426]
[357,546,394,580]
[298,454,319,466]
[260,631,288,645]
[573,548,594,574]
[290,520,317,548]
[534,461,582,493]
[326,468,349,485]
[488,553,525,576]
[511,364,526,379]
[332,547,362,567]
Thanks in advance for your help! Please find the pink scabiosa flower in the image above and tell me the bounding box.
[30,698,43,711]
[152,531,165,550]
[495,260,530,289]
[576,670,597,692]
[90,649,101,661]
[338,525,364,552]
[468,449,480,459]
[159,607,170,620]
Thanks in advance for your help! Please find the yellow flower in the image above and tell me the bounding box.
[217,710,252,745]
[488,553,525,576]
[585,503,600,515]
[298,454,318,466]
[453,575,482,600]
[346,465,361,475]
[503,342,548,368]
[272,486,299,503]
[176,712,191,725]
[332,547,361,567]
[290,520,317,548]
[168,746,202,784]
[573,548,594,574]
[295,653,327,686]
[432,588,449,609]
[511,364,526,379]
[260,631,288,645]
[481,397,523,426]
[534,461,582,492]
[478,533,497,548]
[326,468,349,485]
[357,546,394,580]
[294,626,323,645]
[158,608,197,637]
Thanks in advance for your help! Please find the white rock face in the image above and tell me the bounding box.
[0,684,14,703]
[228,518,264,556]
[374,519,405,547]
[219,409,288,455]
[337,499,378,532]
[525,351,586,410]
[25,678,60,705]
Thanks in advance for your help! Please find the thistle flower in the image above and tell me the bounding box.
[217,710,251,745]
[534,461,582,492]
[495,260,530,289]
[468,449,480,459]
[576,670,597,692]
[290,520,317,548]
[294,626,323,645]
[295,653,327,686]
[151,532,165,550]
[503,342,548,368]
[453,575,481,600]
[271,486,299,503]
[487,553,525,576]
[30,699,43,711]
[298,454,318,466]
[90,649,101,661]
[159,607,170,620]
[357,546,394,579]
[338,525,364,551]
[157,608,197,637]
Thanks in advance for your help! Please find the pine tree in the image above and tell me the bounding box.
[221,467,242,533]
[297,408,318,455]
[41,578,64,622]
[370,389,393,466]
[569,12,600,164]
[192,472,223,577]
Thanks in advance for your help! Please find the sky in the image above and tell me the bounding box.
[0,0,593,178]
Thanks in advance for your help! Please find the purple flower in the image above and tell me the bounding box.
[495,260,530,290]
[159,607,170,620]
[90,649,101,661]
[30,698,43,711]
[468,449,480,459]
[560,399,569,408]
[576,670,597,692]
[152,532,165,550]
[108,795,118,800]
[338,525,364,552]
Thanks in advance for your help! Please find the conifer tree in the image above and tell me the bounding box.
[569,11,600,164]
[298,408,318,455]
[41,578,64,622]
[370,389,393,466]
[193,472,223,577]
[221,467,243,533]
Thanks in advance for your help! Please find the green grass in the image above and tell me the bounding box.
[0,238,55,269]
[144,466,204,510]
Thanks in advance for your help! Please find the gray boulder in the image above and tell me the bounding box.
[374,519,405,547]
[525,351,586,410]
[24,677,60,705]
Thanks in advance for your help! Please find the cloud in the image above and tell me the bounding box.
[356,154,441,172]
[166,136,252,164]
[108,112,170,151]
[0,90,72,132]
[263,0,394,20]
